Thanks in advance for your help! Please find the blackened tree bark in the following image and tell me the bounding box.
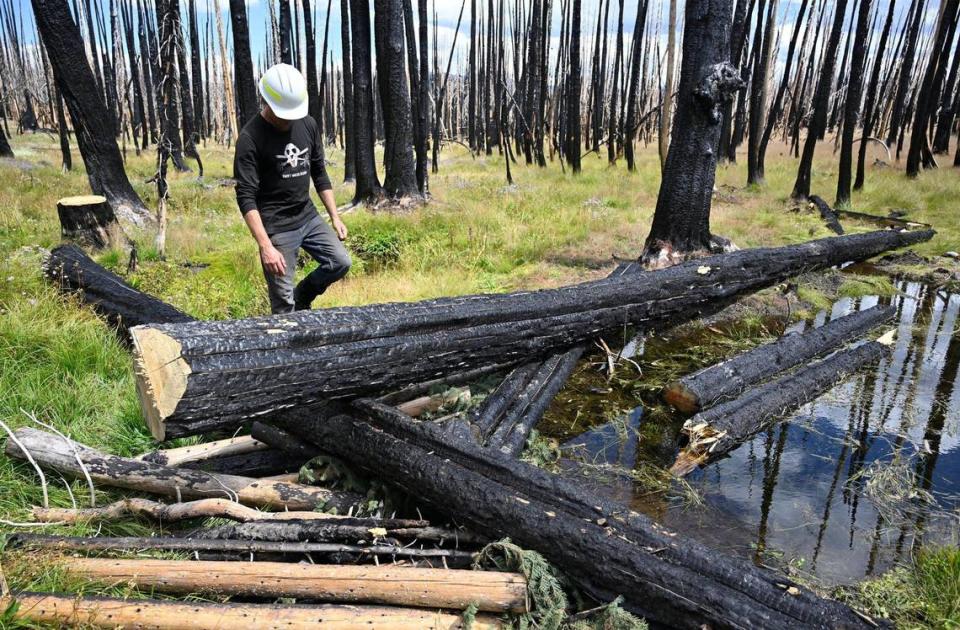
[641,0,742,267]
[758,0,807,179]
[717,0,753,163]
[566,0,582,173]
[468,0,477,149]
[374,0,419,199]
[340,0,356,182]
[854,0,896,190]
[302,0,320,125]
[932,29,960,154]
[659,0,678,168]
[188,0,204,140]
[887,0,926,148]
[32,0,151,225]
[623,0,649,171]
[55,86,71,171]
[155,0,189,173]
[906,0,960,177]
[121,0,146,151]
[836,0,872,205]
[278,0,293,64]
[416,0,430,193]
[174,1,202,174]
[138,0,158,145]
[790,0,849,200]
[350,0,384,202]
[229,0,259,128]
[607,0,624,164]
[0,124,13,158]
[747,0,776,185]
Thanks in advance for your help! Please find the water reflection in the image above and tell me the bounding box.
[556,281,960,586]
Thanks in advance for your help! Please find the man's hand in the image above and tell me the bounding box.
[332,216,348,241]
[260,243,287,276]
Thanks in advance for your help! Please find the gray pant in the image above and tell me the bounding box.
[264,214,351,314]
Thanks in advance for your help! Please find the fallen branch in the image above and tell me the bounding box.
[4,427,359,512]
[8,534,476,562]
[1,593,504,629]
[29,497,400,525]
[663,305,896,413]
[51,557,527,612]
[198,519,486,546]
[132,230,933,439]
[808,195,845,235]
[671,331,896,476]
[137,435,268,466]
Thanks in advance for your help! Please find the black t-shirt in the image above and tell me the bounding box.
[234,114,333,235]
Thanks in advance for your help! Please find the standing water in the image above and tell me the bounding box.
[542,280,960,587]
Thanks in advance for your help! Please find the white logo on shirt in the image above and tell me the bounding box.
[276,143,309,168]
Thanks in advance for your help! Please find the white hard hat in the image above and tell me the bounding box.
[259,63,309,120]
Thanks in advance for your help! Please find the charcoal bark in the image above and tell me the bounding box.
[56,197,127,250]
[663,305,896,413]
[229,0,259,128]
[274,401,886,629]
[32,0,151,224]
[673,339,891,475]
[44,244,194,339]
[131,229,933,439]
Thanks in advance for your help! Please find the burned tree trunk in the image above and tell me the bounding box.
[229,0,259,128]
[623,0,649,171]
[672,333,893,475]
[664,305,896,414]
[44,244,194,338]
[4,427,358,512]
[746,0,776,185]
[0,124,12,158]
[854,0,896,191]
[374,0,420,199]
[278,0,293,64]
[31,0,151,225]
[641,0,742,266]
[835,0,872,206]
[565,0,582,173]
[275,402,886,629]
[791,0,849,200]
[56,196,128,250]
[350,0,384,202]
[340,0,356,182]
[129,229,933,439]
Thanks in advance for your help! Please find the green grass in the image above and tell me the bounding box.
[841,547,960,629]
[0,133,957,622]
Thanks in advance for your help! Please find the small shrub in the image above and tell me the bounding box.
[349,228,405,269]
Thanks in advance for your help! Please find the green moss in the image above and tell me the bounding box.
[838,275,896,298]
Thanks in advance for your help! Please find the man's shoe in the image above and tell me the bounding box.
[293,285,313,311]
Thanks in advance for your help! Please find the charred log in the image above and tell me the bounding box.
[807,195,844,235]
[274,401,886,629]
[131,230,933,439]
[43,244,193,339]
[671,333,894,475]
[664,305,896,413]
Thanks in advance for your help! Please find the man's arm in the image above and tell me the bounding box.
[234,131,286,276]
[309,119,347,241]
[243,210,286,276]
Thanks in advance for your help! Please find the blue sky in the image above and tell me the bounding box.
[14,0,929,77]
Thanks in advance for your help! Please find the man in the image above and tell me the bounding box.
[234,63,351,314]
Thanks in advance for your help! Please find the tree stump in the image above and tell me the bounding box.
[56,195,128,250]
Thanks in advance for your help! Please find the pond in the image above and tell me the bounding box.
[542,280,960,587]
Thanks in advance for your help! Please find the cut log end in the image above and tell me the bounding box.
[661,383,701,414]
[56,195,129,250]
[131,326,189,441]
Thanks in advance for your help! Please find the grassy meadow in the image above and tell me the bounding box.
[0,131,958,626]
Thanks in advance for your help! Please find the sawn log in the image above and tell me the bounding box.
[1,593,504,629]
[663,305,896,413]
[131,229,933,439]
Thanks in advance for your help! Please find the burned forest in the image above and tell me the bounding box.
[0,0,959,628]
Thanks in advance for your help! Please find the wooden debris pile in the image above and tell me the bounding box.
[2,229,932,628]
